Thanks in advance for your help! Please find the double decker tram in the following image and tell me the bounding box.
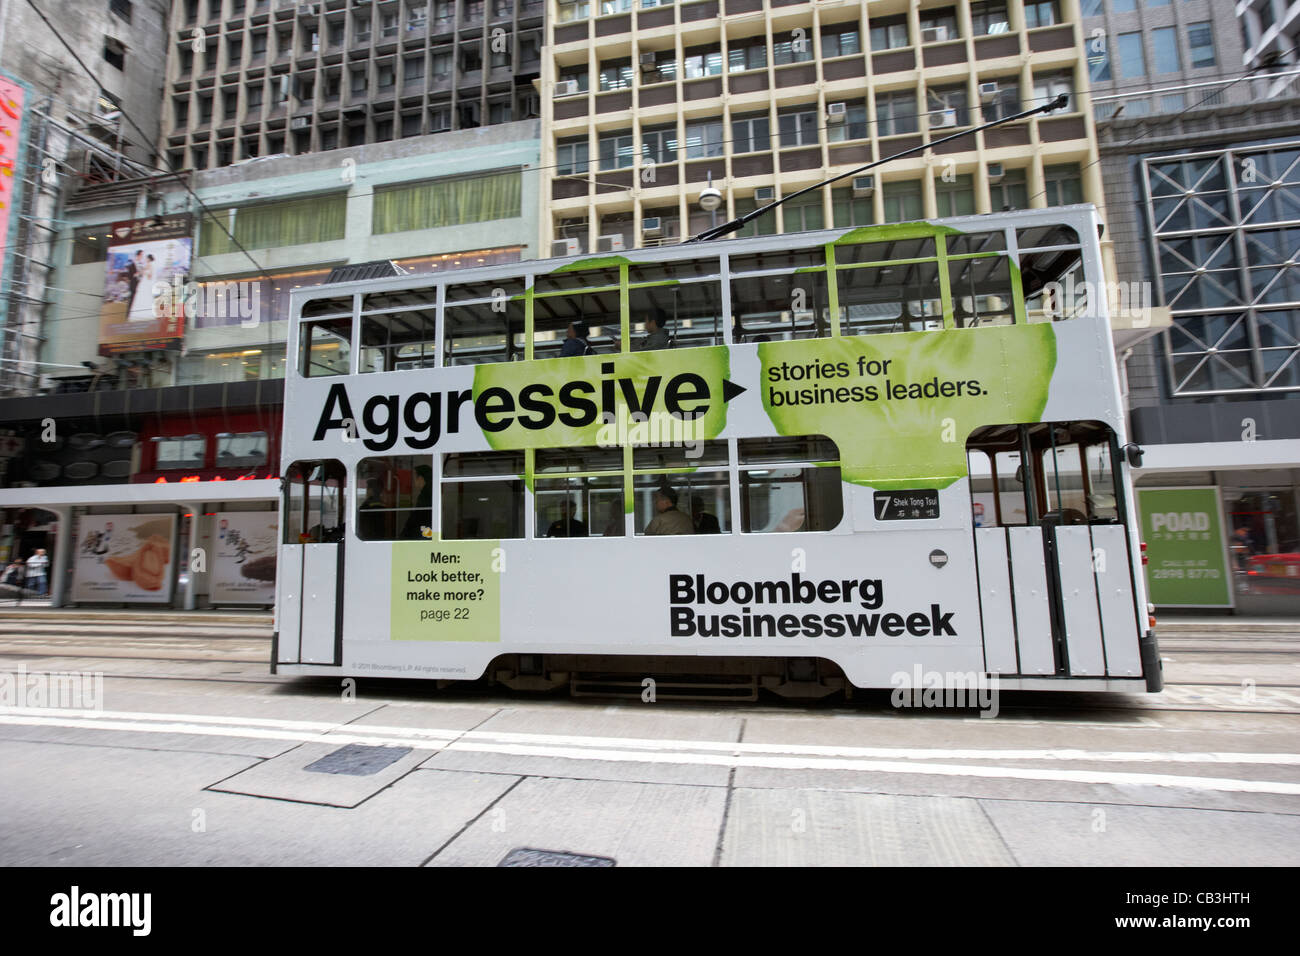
[273,205,1161,698]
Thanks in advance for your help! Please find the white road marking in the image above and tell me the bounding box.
[1,706,1299,795]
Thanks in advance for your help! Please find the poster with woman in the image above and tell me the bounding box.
[98,216,193,354]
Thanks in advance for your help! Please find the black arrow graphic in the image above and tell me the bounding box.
[722,379,747,403]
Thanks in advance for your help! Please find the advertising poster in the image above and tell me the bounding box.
[210,512,278,604]
[0,72,30,336]
[99,216,193,354]
[1137,487,1233,608]
[73,514,177,603]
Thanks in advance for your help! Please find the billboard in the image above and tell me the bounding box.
[73,514,177,604]
[210,512,278,604]
[0,72,30,337]
[99,216,193,354]
[1137,487,1233,608]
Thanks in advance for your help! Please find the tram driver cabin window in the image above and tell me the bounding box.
[299,297,355,377]
[283,460,347,543]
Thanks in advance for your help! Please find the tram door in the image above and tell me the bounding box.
[967,423,1144,680]
[277,460,346,666]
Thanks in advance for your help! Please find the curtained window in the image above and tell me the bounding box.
[372,169,521,234]
[199,194,347,255]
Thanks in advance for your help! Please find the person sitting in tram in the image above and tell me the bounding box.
[645,484,695,535]
[691,495,721,534]
[613,311,672,352]
[560,320,597,358]
[545,496,589,537]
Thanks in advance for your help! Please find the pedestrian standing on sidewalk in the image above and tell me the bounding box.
[25,549,49,596]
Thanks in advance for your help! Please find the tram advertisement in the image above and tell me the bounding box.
[210,512,279,604]
[73,514,177,603]
[390,540,502,641]
[1137,487,1233,608]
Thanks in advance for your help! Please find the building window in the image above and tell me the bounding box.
[927,83,970,127]
[832,187,873,228]
[989,166,1028,210]
[882,180,922,222]
[981,80,1021,121]
[684,119,722,158]
[599,130,636,170]
[432,51,453,78]
[732,112,770,154]
[488,101,511,124]
[154,435,207,470]
[1151,26,1180,74]
[404,57,424,82]
[350,68,367,94]
[869,14,909,51]
[1043,164,1083,206]
[783,193,824,232]
[374,118,394,140]
[222,89,237,119]
[919,7,958,42]
[430,107,451,131]
[777,108,819,147]
[935,173,975,217]
[173,98,189,126]
[728,38,766,73]
[875,89,918,136]
[734,197,777,238]
[1116,32,1146,79]
[103,37,125,71]
[773,35,815,66]
[373,171,522,233]
[558,64,588,92]
[682,45,723,78]
[401,112,422,136]
[970,1,1009,35]
[557,136,590,174]
[826,101,868,142]
[598,58,633,91]
[1032,71,1072,109]
[1022,0,1059,28]
[558,0,589,23]
[247,83,263,108]
[641,124,677,165]
[378,63,396,89]
[461,48,482,72]
[820,25,861,58]
[200,194,348,255]
[1188,22,1216,69]
[110,0,133,23]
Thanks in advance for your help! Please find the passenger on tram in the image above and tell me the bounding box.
[359,478,388,539]
[614,311,672,352]
[545,496,589,537]
[645,484,695,535]
[560,320,596,358]
[401,465,433,539]
[691,495,721,534]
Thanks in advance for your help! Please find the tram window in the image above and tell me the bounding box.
[628,281,723,349]
[627,259,721,283]
[444,277,526,302]
[1084,443,1119,522]
[1016,223,1079,251]
[533,288,620,359]
[536,475,624,537]
[950,255,1015,328]
[834,235,935,266]
[533,264,621,296]
[738,435,843,533]
[444,298,523,366]
[301,295,353,319]
[357,455,433,540]
[536,445,623,473]
[443,450,524,477]
[283,459,346,543]
[441,479,525,540]
[965,448,1028,527]
[731,268,833,341]
[945,232,1006,256]
[301,318,352,377]
[632,471,732,535]
[837,259,943,336]
[360,307,438,372]
[632,440,729,470]
[215,431,267,467]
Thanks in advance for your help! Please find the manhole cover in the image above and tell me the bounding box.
[304,744,412,776]
[498,848,616,867]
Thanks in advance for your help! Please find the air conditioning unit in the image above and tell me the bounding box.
[979,81,999,102]
[298,3,318,15]
[642,217,662,238]
[597,233,626,252]
[921,25,949,44]
[291,116,310,129]
[555,79,580,96]
[754,186,775,202]
[986,162,1005,184]
[826,101,847,123]
[640,52,657,72]
[929,109,958,129]
[552,237,580,257]
[851,175,874,198]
